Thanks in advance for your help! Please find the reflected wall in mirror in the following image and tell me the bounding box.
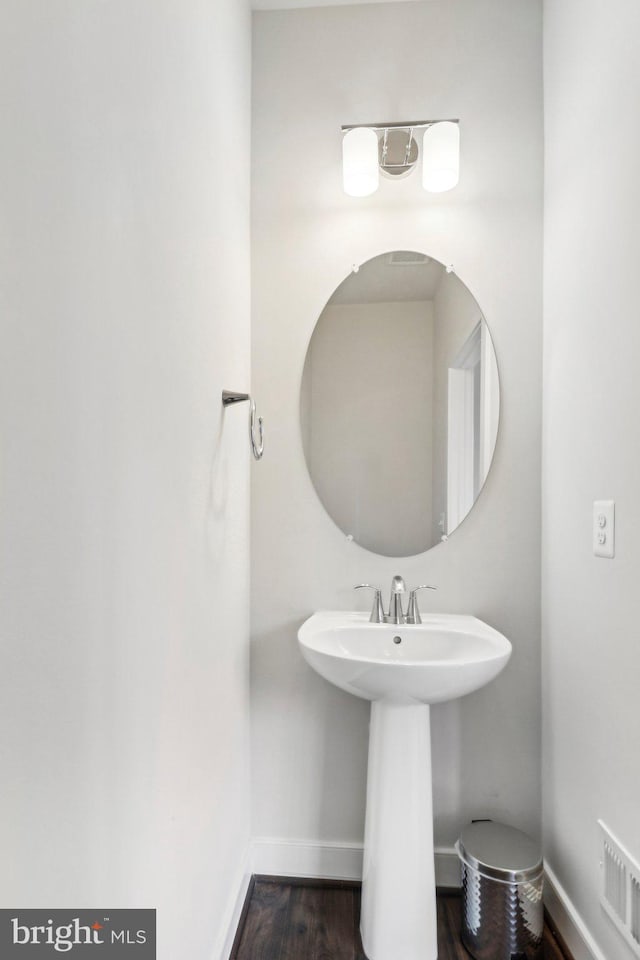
[300,252,500,557]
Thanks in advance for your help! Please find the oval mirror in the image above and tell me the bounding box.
[300,252,500,557]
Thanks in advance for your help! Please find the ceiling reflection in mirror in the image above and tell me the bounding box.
[300,252,500,557]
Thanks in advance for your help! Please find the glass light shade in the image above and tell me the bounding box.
[422,121,460,193]
[342,128,379,197]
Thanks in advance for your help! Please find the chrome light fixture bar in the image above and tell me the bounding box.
[341,119,460,197]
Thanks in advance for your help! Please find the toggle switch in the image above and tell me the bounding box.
[593,500,615,558]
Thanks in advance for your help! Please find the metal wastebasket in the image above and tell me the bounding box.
[456,821,544,960]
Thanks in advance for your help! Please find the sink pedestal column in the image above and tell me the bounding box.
[360,699,437,960]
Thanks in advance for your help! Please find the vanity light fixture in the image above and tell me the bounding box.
[341,120,460,197]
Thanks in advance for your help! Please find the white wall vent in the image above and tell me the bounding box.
[631,876,640,945]
[387,251,429,265]
[599,820,640,956]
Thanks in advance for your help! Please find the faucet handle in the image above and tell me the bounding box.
[354,584,385,624]
[406,585,437,624]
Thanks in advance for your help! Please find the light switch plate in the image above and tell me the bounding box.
[593,500,615,558]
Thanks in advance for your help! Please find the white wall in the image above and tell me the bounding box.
[542,1,640,956]
[0,3,251,958]
[251,0,543,861]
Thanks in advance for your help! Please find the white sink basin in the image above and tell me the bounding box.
[298,609,512,960]
[298,610,511,704]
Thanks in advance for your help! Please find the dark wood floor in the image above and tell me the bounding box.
[231,877,572,960]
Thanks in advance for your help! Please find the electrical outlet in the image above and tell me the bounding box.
[593,500,615,558]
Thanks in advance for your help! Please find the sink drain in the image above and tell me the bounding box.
[393,636,402,645]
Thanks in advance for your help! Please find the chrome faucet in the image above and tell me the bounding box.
[355,577,436,624]
[388,575,406,624]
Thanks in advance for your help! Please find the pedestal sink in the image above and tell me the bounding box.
[298,611,512,960]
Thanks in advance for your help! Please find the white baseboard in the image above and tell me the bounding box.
[213,843,253,960]
[252,837,363,880]
[544,862,607,960]
[251,837,461,888]
[435,847,462,888]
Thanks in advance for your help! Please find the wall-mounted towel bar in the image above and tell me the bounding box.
[222,390,264,460]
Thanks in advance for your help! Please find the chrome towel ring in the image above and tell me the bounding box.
[222,390,264,461]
